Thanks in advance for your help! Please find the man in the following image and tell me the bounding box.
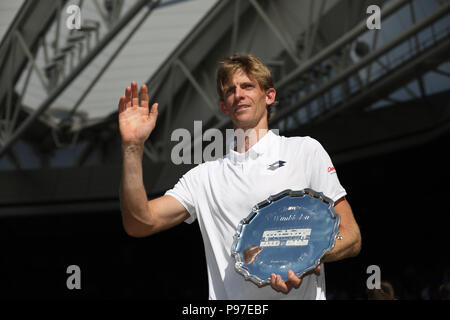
[119,54,361,300]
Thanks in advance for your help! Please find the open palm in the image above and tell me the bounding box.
[118,81,158,146]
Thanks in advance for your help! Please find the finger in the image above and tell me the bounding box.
[150,103,158,115]
[131,81,139,106]
[303,265,321,278]
[275,275,289,293]
[270,274,286,293]
[287,270,302,289]
[125,86,132,108]
[315,265,321,276]
[141,85,149,109]
[270,274,279,292]
[118,96,126,113]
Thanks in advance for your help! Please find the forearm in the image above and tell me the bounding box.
[321,224,361,263]
[120,144,153,229]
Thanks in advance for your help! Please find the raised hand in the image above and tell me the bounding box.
[118,81,158,147]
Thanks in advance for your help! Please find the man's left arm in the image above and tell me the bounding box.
[321,196,361,262]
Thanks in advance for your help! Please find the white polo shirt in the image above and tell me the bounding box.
[165,130,347,300]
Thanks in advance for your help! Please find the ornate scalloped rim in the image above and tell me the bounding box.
[231,188,340,286]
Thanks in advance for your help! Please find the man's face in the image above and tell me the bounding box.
[219,69,276,130]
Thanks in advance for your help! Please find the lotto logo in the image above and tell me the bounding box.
[328,167,335,173]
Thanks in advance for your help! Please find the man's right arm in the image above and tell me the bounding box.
[118,82,189,238]
[120,144,189,238]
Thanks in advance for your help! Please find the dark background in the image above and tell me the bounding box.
[0,131,448,300]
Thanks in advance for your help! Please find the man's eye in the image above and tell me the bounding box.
[226,88,234,95]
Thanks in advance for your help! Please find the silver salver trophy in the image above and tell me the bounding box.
[231,189,340,286]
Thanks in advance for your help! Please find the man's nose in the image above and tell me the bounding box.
[235,87,245,99]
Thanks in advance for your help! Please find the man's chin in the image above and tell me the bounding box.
[231,120,258,131]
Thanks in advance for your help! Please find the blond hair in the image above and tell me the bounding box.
[216,54,278,119]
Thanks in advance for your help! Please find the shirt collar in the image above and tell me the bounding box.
[226,130,278,164]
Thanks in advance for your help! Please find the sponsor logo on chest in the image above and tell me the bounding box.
[267,160,287,171]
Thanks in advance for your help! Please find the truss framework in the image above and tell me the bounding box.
[0,0,448,171]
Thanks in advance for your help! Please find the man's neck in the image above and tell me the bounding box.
[233,127,269,153]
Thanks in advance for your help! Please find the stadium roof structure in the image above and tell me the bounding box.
[0,0,449,216]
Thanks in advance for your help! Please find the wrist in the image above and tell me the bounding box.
[122,142,144,155]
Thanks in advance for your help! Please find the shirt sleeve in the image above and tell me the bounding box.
[164,166,199,224]
[306,137,347,203]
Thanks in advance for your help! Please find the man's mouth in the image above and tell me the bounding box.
[235,105,250,112]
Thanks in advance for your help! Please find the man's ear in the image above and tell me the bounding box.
[265,88,276,105]
[219,100,229,115]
